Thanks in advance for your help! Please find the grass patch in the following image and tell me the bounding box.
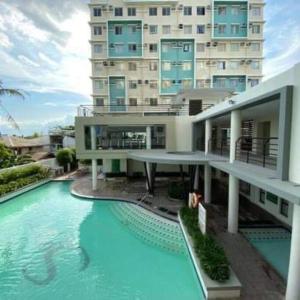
[180,207,230,282]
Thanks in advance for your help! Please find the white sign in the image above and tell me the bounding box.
[198,203,207,234]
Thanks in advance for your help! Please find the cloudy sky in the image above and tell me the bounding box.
[0,0,300,136]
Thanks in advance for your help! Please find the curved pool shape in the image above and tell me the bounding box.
[0,181,205,300]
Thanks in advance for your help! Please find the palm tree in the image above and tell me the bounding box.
[0,80,25,130]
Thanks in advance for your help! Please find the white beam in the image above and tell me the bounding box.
[228,174,239,234]
[92,159,97,191]
[204,164,211,203]
[146,126,151,150]
[205,119,212,155]
[230,110,241,163]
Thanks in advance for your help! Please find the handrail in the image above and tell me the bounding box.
[208,137,230,157]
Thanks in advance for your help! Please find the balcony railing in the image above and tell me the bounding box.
[77,104,214,117]
[235,137,278,169]
[208,137,230,157]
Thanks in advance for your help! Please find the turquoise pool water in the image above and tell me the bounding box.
[241,227,291,280]
[0,181,204,300]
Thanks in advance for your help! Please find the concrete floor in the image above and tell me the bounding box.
[71,175,286,300]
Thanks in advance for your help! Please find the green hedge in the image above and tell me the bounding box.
[180,207,230,282]
[0,165,50,197]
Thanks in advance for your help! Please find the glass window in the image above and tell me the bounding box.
[150,98,158,106]
[149,44,158,52]
[183,43,191,52]
[128,62,137,71]
[250,79,259,87]
[231,43,240,51]
[162,25,171,34]
[94,26,102,35]
[197,43,205,52]
[252,24,261,34]
[231,24,240,34]
[94,63,102,72]
[218,43,226,52]
[251,61,260,69]
[115,80,124,89]
[218,24,226,34]
[217,61,226,70]
[251,42,260,51]
[184,25,192,34]
[115,25,123,35]
[95,79,104,89]
[183,79,192,88]
[93,8,101,17]
[116,98,125,106]
[94,44,103,53]
[215,78,226,88]
[162,80,171,88]
[129,80,137,89]
[149,62,158,71]
[230,78,238,87]
[128,24,137,34]
[162,62,171,71]
[114,7,123,16]
[115,44,124,53]
[196,79,205,88]
[127,7,136,16]
[95,97,104,106]
[149,25,158,34]
[197,6,205,15]
[240,180,250,195]
[149,7,157,16]
[259,189,265,204]
[229,61,239,69]
[231,6,240,15]
[183,62,192,71]
[162,7,171,16]
[252,7,261,16]
[129,98,137,106]
[128,44,137,52]
[218,6,226,16]
[184,6,192,15]
[197,25,205,34]
[149,80,158,89]
[280,199,289,217]
[266,192,278,204]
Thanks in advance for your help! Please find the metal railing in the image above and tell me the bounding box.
[235,136,278,169]
[77,103,214,117]
[208,137,231,157]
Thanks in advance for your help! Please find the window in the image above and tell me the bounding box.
[218,43,226,52]
[115,25,123,35]
[128,44,137,52]
[149,25,158,34]
[94,26,102,35]
[128,7,136,16]
[162,62,171,71]
[94,44,103,53]
[95,80,104,89]
[230,78,239,87]
[162,43,171,53]
[149,80,158,89]
[197,6,205,15]
[128,62,137,71]
[252,7,261,16]
[259,189,265,204]
[198,61,205,69]
[128,24,137,34]
[184,25,192,34]
[250,79,259,87]
[129,98,137,106]
[231,43,240,51]
[183,62,192,71]
[196,79,205,88]
[184,6,192,16]
[197,25,205,34]
[218,6,226,16]
[149,43,158,53]
[280,199,289,217]
[150,98,158,106]
[162,80,171,89]
[183,43,191,52]
[252,24,261,34]
[149,62,158,71]
[217,61,226,70]
[183,80,192,88]
[229,61,239,69]
[231,6,240,16]
[162,25,171,34]
[218,24,226,34]
[240,181,250,196]
[129,80,137,89]
[197,43,205,52]
[115,44,124,53]
[231,24,240,34]
[116,98,125,106]
[162,7,171,16]
[149,7,157,16]
[251,43,260,51]
[266,192,278,204]
[215,78,226,88]
[95,97,104,106]
[114,7,123,16]
[94,63,102,72]
[93,8,101,17]
[251,61,260,70]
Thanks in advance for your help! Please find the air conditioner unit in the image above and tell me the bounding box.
[207,5,211,10]
[207,23,212,29]
[206,42,211,47]
[179,24,183,29]
[205,79,211,83]
[138,80,143,84]
[206,61,210,65]
[144,43,148,48]
[143,24,148,29]
[103,61,108,66]
[108,5,113,11]
[246,60,252,64]
[102,26,106,30]
[240,60,245,65]
[178,5,183,10]
[240,42,245,46]
[246,42,251,46]
[211,61,216,65]
[110,61,115,66]
[249,22,253,27]
[171,6,176,11]
[104,80,108,85]
[109,43,114,48]
[213,42,218,47]
[145,80,149,84]
[172,80,176,84]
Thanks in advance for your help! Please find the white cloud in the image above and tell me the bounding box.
[0,32,12,48]
[38,52,58,67]
[18,55,40,68]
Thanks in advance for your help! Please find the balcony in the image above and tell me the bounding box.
[77,103,214,117]
[208,137,230,157]
[235,137,278,169]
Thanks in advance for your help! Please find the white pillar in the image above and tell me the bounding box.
[91,125,96,151]
[204,164,211,203]
[228,174,239,233]
[146,126,151,150]
[286,204,300,300]
[193,165,200,190]
[230,110,241,163]
[92,159,97,191]
[205,119,212,155]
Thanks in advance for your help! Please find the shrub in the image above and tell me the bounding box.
[56,148,73,169]
[180,207,230,282]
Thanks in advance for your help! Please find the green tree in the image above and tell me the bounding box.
[0,80,25,130]
[0,142,15,168]
[56,148,73,171]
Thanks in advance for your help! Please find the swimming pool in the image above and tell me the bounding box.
[0,181,204,300]
[241,227,291,280]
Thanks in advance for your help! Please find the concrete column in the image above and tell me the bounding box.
[230,110,241,163]
[205,119,212,155]
[146,162,152,191]
[92,159,97,191]
[204,164,211,203]
[91,125,96,151]
[193,165,199,190]
[286,204,300,299]
[228,174,239,234]
[146,126,151,150]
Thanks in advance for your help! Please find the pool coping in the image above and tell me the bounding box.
[178,215,242,300]
[0,179,52,204]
